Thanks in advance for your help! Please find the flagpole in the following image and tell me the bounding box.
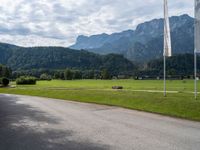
[163,0,167,97]
[164,0,166,97]
[163,0,171,97]
[164,54,166,97]
[194,0,197,99]
[194,50,197,99]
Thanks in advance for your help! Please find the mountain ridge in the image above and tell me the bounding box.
[70,14,194,62]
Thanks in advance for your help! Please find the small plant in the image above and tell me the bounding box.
[0,77,10,87]
[16,76,37,85]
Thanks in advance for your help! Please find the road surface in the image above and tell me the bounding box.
[0,94,200,150]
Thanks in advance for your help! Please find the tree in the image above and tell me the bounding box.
[0,64,12,78]
[101,69,111,80]
[88,70,95,79]
[0,77,10,86]
[59,72,65,80]
[73,71,82,79]
[53,72,60,79]
[64,69,73,80]
[168,69,176,76]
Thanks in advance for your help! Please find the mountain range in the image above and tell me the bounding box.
[70,14,194,62]
[0,14,196,77]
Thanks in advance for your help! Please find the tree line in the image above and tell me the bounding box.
[137,54,197,78]
[13,69,113,80]
[1,53,200,81]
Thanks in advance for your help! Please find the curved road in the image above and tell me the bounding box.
[0,94,200,150]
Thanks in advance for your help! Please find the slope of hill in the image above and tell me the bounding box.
[137,54,197,77]
[0,43,136,75]
[70,14,194,62]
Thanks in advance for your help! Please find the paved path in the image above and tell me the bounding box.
[0,94,200,150]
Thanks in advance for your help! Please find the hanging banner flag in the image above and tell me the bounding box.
[195,0,200,52]
[163,0,172,57]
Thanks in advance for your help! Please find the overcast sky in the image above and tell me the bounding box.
[0,0,194,47]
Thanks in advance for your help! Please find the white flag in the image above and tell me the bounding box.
[195,0,200,52]
[163,0,172,57]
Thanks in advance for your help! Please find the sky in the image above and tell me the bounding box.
[0,0,194,47]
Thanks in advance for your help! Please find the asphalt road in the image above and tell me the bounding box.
[0,94,200,150]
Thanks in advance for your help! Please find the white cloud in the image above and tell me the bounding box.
[0,0,194,47]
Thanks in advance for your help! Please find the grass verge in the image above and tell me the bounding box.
[0,86,200,121]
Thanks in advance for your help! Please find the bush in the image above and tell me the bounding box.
[16,76,37,85]
[0,77,10,87]
[40,73,52,81]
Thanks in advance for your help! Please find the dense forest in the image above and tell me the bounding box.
[137,54,197,78]
[0,43,137,77]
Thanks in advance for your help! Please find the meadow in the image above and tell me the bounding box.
[0,79,200,121]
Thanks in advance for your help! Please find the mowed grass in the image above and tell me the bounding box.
[12,79,195,91]
[0,79,200,121]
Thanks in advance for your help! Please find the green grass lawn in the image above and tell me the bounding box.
[9,79,195,91]
[0,79,200,121]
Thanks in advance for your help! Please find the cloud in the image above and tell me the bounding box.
[0,0,194,47]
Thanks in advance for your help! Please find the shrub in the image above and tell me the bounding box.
[0,77,10,87]
[16,76,37,85]
[40,73,52,81]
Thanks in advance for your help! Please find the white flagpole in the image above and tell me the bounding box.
[164,0,167,97]
[164,0,166,97]
[164,53,166,97]
[194,0,198,99]
[194,49,197,99]
[163,0,172,97]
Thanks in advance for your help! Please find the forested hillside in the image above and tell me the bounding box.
[0,43,136,76]
[137,54,197,77]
